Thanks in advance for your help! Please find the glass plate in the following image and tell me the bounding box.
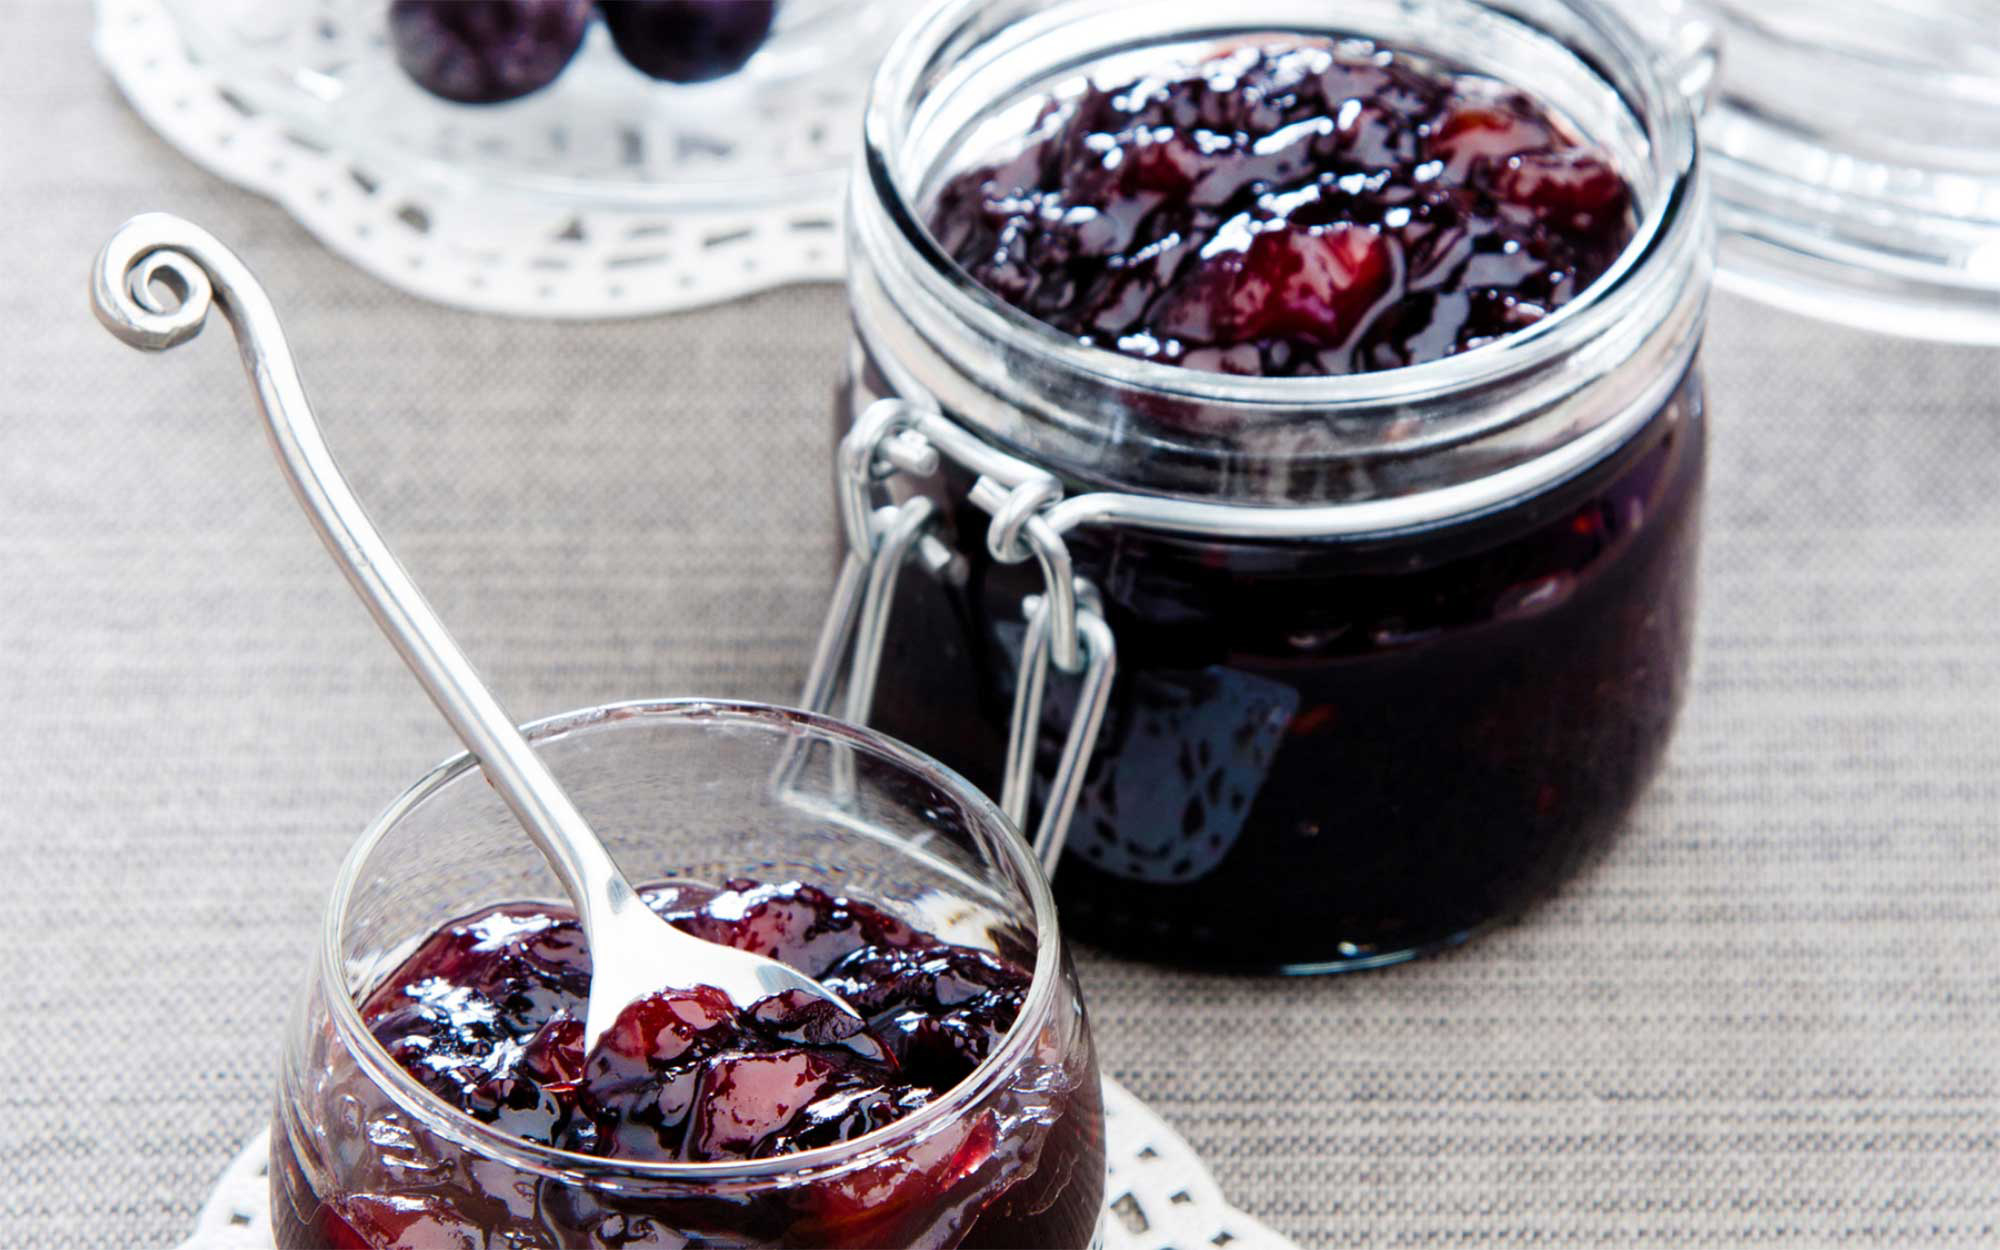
[161,0,914,212]
[95,0,916,315]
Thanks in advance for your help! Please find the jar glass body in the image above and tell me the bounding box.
[271,701,1104,1248]
[840,0,1712,970]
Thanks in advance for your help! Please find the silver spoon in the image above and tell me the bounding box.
[91,213,863,1051]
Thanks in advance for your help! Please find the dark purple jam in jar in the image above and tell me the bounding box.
[867,384,1702,968]
[272,879,1103,1248]
[928,41,1636,376]
[842,4,1711,972]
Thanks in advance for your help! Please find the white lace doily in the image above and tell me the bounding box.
[177,1078,1293,1250]
[93,0,896,317]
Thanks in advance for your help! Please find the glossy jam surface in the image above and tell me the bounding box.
[863,377,1704,970]
[364,881,1026,1164]
[930,41,1634,376]
[274,880,1104,1248]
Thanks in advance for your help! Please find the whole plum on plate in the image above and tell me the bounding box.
[388,0,594,104]
[599,0,780,83]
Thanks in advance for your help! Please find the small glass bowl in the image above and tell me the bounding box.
[269,700,1105,1249]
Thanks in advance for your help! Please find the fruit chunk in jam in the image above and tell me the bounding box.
[929,40,1635,375]
[275,880,1102,1247]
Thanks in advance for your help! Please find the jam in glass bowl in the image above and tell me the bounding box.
[271,700,1105,1248]
[839,0,1712,971]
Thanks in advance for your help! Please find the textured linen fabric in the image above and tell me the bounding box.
[3,2,1999,1246]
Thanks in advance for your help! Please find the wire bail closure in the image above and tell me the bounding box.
[803,399,1117,875]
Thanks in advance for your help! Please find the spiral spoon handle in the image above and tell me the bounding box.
[92,214,860,1047]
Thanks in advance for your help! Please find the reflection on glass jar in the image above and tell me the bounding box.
[837,0,1712,971]
[271,702,1104,1248]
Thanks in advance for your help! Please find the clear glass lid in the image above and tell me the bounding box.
[1692,0,2000,342]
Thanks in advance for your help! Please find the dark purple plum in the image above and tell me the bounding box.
[356,880,1020,1164]
[599,0,779,84]
[388,0,594,104]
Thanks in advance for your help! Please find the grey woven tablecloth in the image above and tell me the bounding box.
[5,2,1999,1246]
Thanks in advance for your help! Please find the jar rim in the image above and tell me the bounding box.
[315,698,1070,1186]
[850,0,1713,512]
[862,0,1703,411]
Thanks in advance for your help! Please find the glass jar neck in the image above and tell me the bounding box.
[849,0,1711,526]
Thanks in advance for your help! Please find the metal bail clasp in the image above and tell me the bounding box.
[1003,585,1115,874]
[800,399,1118,875]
